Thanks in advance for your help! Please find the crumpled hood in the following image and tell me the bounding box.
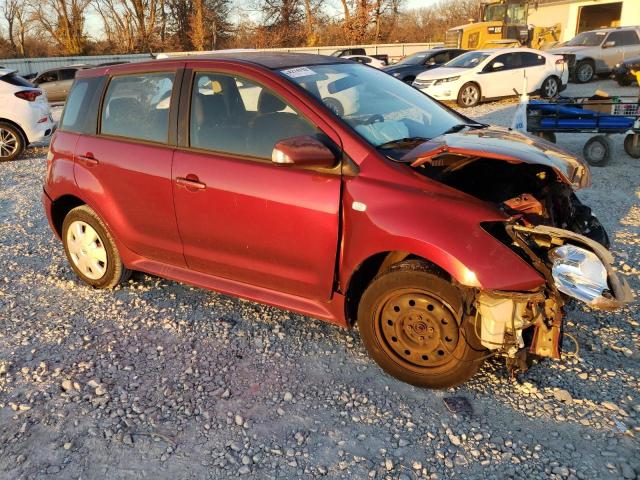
[402,126,591,189]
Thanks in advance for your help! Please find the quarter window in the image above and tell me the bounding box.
[190,72,316,159]
[101,72,174,143]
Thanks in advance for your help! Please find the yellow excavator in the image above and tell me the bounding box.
[445,0,562,50]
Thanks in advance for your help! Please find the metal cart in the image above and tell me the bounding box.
[526,96,640,166]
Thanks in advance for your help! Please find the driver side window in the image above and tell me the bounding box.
[189,72,317,160]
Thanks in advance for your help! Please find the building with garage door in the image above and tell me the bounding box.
[528,0,640,42]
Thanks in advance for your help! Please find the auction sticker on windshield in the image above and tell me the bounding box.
[281,67,316,78]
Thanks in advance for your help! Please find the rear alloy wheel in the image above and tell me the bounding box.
[358,260,486,389]
[62,205,131,289]
[457,83,480,108]
[540,76,560,98]
[0,122,24,162]
[575,60,595,83]
[583,135,612,166]
[624,133,640,159]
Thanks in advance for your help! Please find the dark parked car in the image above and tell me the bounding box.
[383,48,467,83]
[32,65,90,102]
[331,48,389,65]
[43,53,631,389]
[613,55,640,86]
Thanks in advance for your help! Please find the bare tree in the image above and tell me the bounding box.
[31,0,91,55]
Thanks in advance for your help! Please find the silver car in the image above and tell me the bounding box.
[549,26,640,83]
[32,65,89,102]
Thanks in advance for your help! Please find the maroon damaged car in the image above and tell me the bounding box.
[42,53,632,388]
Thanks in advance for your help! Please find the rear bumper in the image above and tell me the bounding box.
[41,188,59,239]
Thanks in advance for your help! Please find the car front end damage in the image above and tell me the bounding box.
[404,127,634,373]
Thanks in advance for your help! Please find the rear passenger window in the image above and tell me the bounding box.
[101,72,174,143]
[59,69,77,81]
[190,72,316,159]
[60,77,103,134]
[521,52,546,67]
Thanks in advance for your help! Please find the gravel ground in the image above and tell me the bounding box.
[0,79,639,480]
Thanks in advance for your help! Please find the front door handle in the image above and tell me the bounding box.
[176,176,206,191]
[78,153,98,167]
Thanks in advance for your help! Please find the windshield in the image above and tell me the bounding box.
[445,51,490,68]
[566,31,606,46]
[483,2,526,23]
[396,52,428,66]
[280,63,466,159]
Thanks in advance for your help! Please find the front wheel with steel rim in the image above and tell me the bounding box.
[540,76,560,98]
[624,133,640,159]
[457,82,480,108]
[62,205,131,288]
[0,122,24,162]
[358,260,486,389]
[575,60,595,83]
[583,135,612,167]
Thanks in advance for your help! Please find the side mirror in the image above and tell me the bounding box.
[492,61,505,70]
[272,135,336,168]
[602,40,616,49]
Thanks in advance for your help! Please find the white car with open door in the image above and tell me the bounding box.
[413,47,569,107]
[0,68,54,161]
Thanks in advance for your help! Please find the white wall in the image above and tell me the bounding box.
[529,0,639,42]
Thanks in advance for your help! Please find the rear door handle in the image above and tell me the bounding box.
[78,153,99,167]
[176,176,206,190]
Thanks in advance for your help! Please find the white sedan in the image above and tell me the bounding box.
[412,47,569,108]
[0,68,54,161]
[342,55,387,69]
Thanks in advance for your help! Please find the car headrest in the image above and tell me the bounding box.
[257,90,286,113]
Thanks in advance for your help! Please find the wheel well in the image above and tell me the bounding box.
[51,195,85,236]
[0,118,27,145]
[344,251,451,326]
[578,57,594,66]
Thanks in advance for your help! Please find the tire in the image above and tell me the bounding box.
[624,134,640,159]
[583,135,612,167]
[540,76,560,99]
[403,76,416,85]
[457,82,481,108]
[534,131,556,143]
[574,60,595,83]
[62,205,131,289]
[616,76,632,87]
[357,260,486,389]
[0,122,25,162]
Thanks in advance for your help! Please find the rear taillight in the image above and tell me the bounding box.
[14,90,42,101]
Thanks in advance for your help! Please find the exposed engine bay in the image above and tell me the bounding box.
[401,128,634,375]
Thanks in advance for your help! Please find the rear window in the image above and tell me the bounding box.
[60,77,103,134]
[1,73,34,87]
[101,72,174,143]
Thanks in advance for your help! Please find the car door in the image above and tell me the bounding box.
[73,65,186,267]
[479,53,522,98]
[520,52,549,90]
[618,30,640,63]
[58,68,78,99]
[35,70,60,101]
[172,69,342,300]
[601,31,629,70]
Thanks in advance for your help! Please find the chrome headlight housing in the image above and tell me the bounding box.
[434,76,460,85]
[549,244,610,306]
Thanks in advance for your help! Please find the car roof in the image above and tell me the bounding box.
[0,67,17,76]
[80,52,353,78]
[583,26,640,33]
